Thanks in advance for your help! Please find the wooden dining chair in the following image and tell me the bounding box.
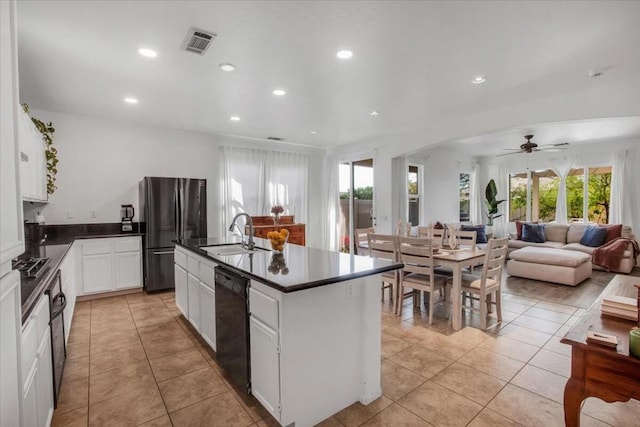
[457,237,508,329]
[367,233,398,309]
[454,229,477,250]
[396,236,449,324]
[355,227,375,255]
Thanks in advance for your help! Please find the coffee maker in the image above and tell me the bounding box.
[121,204,134,232]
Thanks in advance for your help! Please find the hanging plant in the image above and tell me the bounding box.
[22,104,58,194]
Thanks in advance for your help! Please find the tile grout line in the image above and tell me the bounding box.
[126,295,174,426]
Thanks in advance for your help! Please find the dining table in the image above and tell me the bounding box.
[433,246,487,331]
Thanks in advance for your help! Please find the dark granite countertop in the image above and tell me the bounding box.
[18,227,144,323]
[175,237,403,293]
[19,243,72,324]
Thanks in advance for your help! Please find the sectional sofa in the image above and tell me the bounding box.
[507,223,637,274]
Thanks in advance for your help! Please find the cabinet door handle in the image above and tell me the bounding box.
[153,250,174,255]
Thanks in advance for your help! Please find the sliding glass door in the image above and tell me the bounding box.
[338,159,374,253]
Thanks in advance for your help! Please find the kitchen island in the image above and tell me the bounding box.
[174,237,402,427]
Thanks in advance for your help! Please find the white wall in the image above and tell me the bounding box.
[411,147,477,224]
[28,109,326,247]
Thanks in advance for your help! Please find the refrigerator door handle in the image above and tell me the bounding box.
[152,250,175,255]
[175,180,181,240]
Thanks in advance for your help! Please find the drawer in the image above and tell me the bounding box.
[174,248,187,269]
[249,287,279,330]
[21,318,38,385]
[199,260,216,288]
[32,295,50,346]
[187,256,200,276]
[114,237,140,253]
[82,239,112,255]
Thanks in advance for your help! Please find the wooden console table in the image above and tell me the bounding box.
[245,215,306,246]
[561,274,640,427]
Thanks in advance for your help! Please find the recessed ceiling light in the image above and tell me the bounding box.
[138,48,157,58]
[124,97,139,104]
[219,63,236,72]
[336,50,353,59]
[230,116,240,121]
[472,76,486,84]
[272,89,286,96]
[369,110,380,116]
[309,131,318,135]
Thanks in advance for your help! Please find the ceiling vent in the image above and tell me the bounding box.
[267,136,285,141]
[182,27,216,55]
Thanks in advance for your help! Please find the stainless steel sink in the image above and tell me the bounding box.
[201,244,266,256]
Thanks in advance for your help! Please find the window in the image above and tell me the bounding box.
[459,173,470,222]
[509,173,527,222]
[408,165,419,225]
[566,168,585,222]
[509,169,559,222]
[588,167,612,224]
[509,165,611,224]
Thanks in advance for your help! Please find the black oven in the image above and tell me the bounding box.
[47,269,67,407]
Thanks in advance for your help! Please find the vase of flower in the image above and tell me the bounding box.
[271,205,284,225]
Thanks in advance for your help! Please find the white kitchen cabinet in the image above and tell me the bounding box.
[17,108,47,202]
[21,294,53,427]
[115,252,142,289]
[22,367,37,427]
[174,246,217,350]
[199,281,216,350]
[60,242,77,343]
[249,316,281,418]
[82,253,113,293]
[78,236,142,296]
[187,273,200,331]
[0,271,22,427]
[35,332,53,426]
[174,264,188,316]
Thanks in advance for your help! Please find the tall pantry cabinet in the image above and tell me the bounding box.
[0,0,26,426]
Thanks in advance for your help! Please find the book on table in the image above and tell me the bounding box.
[601,295,638,321]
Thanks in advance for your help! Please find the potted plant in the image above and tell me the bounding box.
[485,179,505,233]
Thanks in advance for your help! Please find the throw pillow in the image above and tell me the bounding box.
[522,223,546,243]
[580,225,608,247]
[599,224,623,243]
[515,220,538,240]
[461,224,488,244]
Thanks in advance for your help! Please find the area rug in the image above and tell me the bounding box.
[502,267,640,309]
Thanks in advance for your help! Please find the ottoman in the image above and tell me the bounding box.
[507,247,592,286]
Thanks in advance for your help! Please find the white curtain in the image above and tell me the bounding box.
[549,156,574,224]
[494,166,509,237]
[220,146,309,236]
[391,156,408,225]
[220,146,265,236]
[609,150,627,224]
[469,163,482,225]
[265,150,309,222]
[324,156,340,251]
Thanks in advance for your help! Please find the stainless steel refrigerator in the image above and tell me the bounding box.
[139,177,207,291]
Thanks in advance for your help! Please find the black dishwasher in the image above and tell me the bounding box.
[215,267,251,394]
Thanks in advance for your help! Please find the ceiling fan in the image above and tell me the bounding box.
[497,134,569,156]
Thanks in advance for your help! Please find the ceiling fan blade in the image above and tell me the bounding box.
[539,142,570,147]
[496,151,524,157]
[538,146,568,152]
[502,148,523,151]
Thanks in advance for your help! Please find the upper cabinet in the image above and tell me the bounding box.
[0,0,25,278]
[18,109,47,202]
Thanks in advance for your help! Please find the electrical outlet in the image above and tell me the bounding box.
[90,210,97,218]
[66,210,74,219]
[346,282,354,299]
